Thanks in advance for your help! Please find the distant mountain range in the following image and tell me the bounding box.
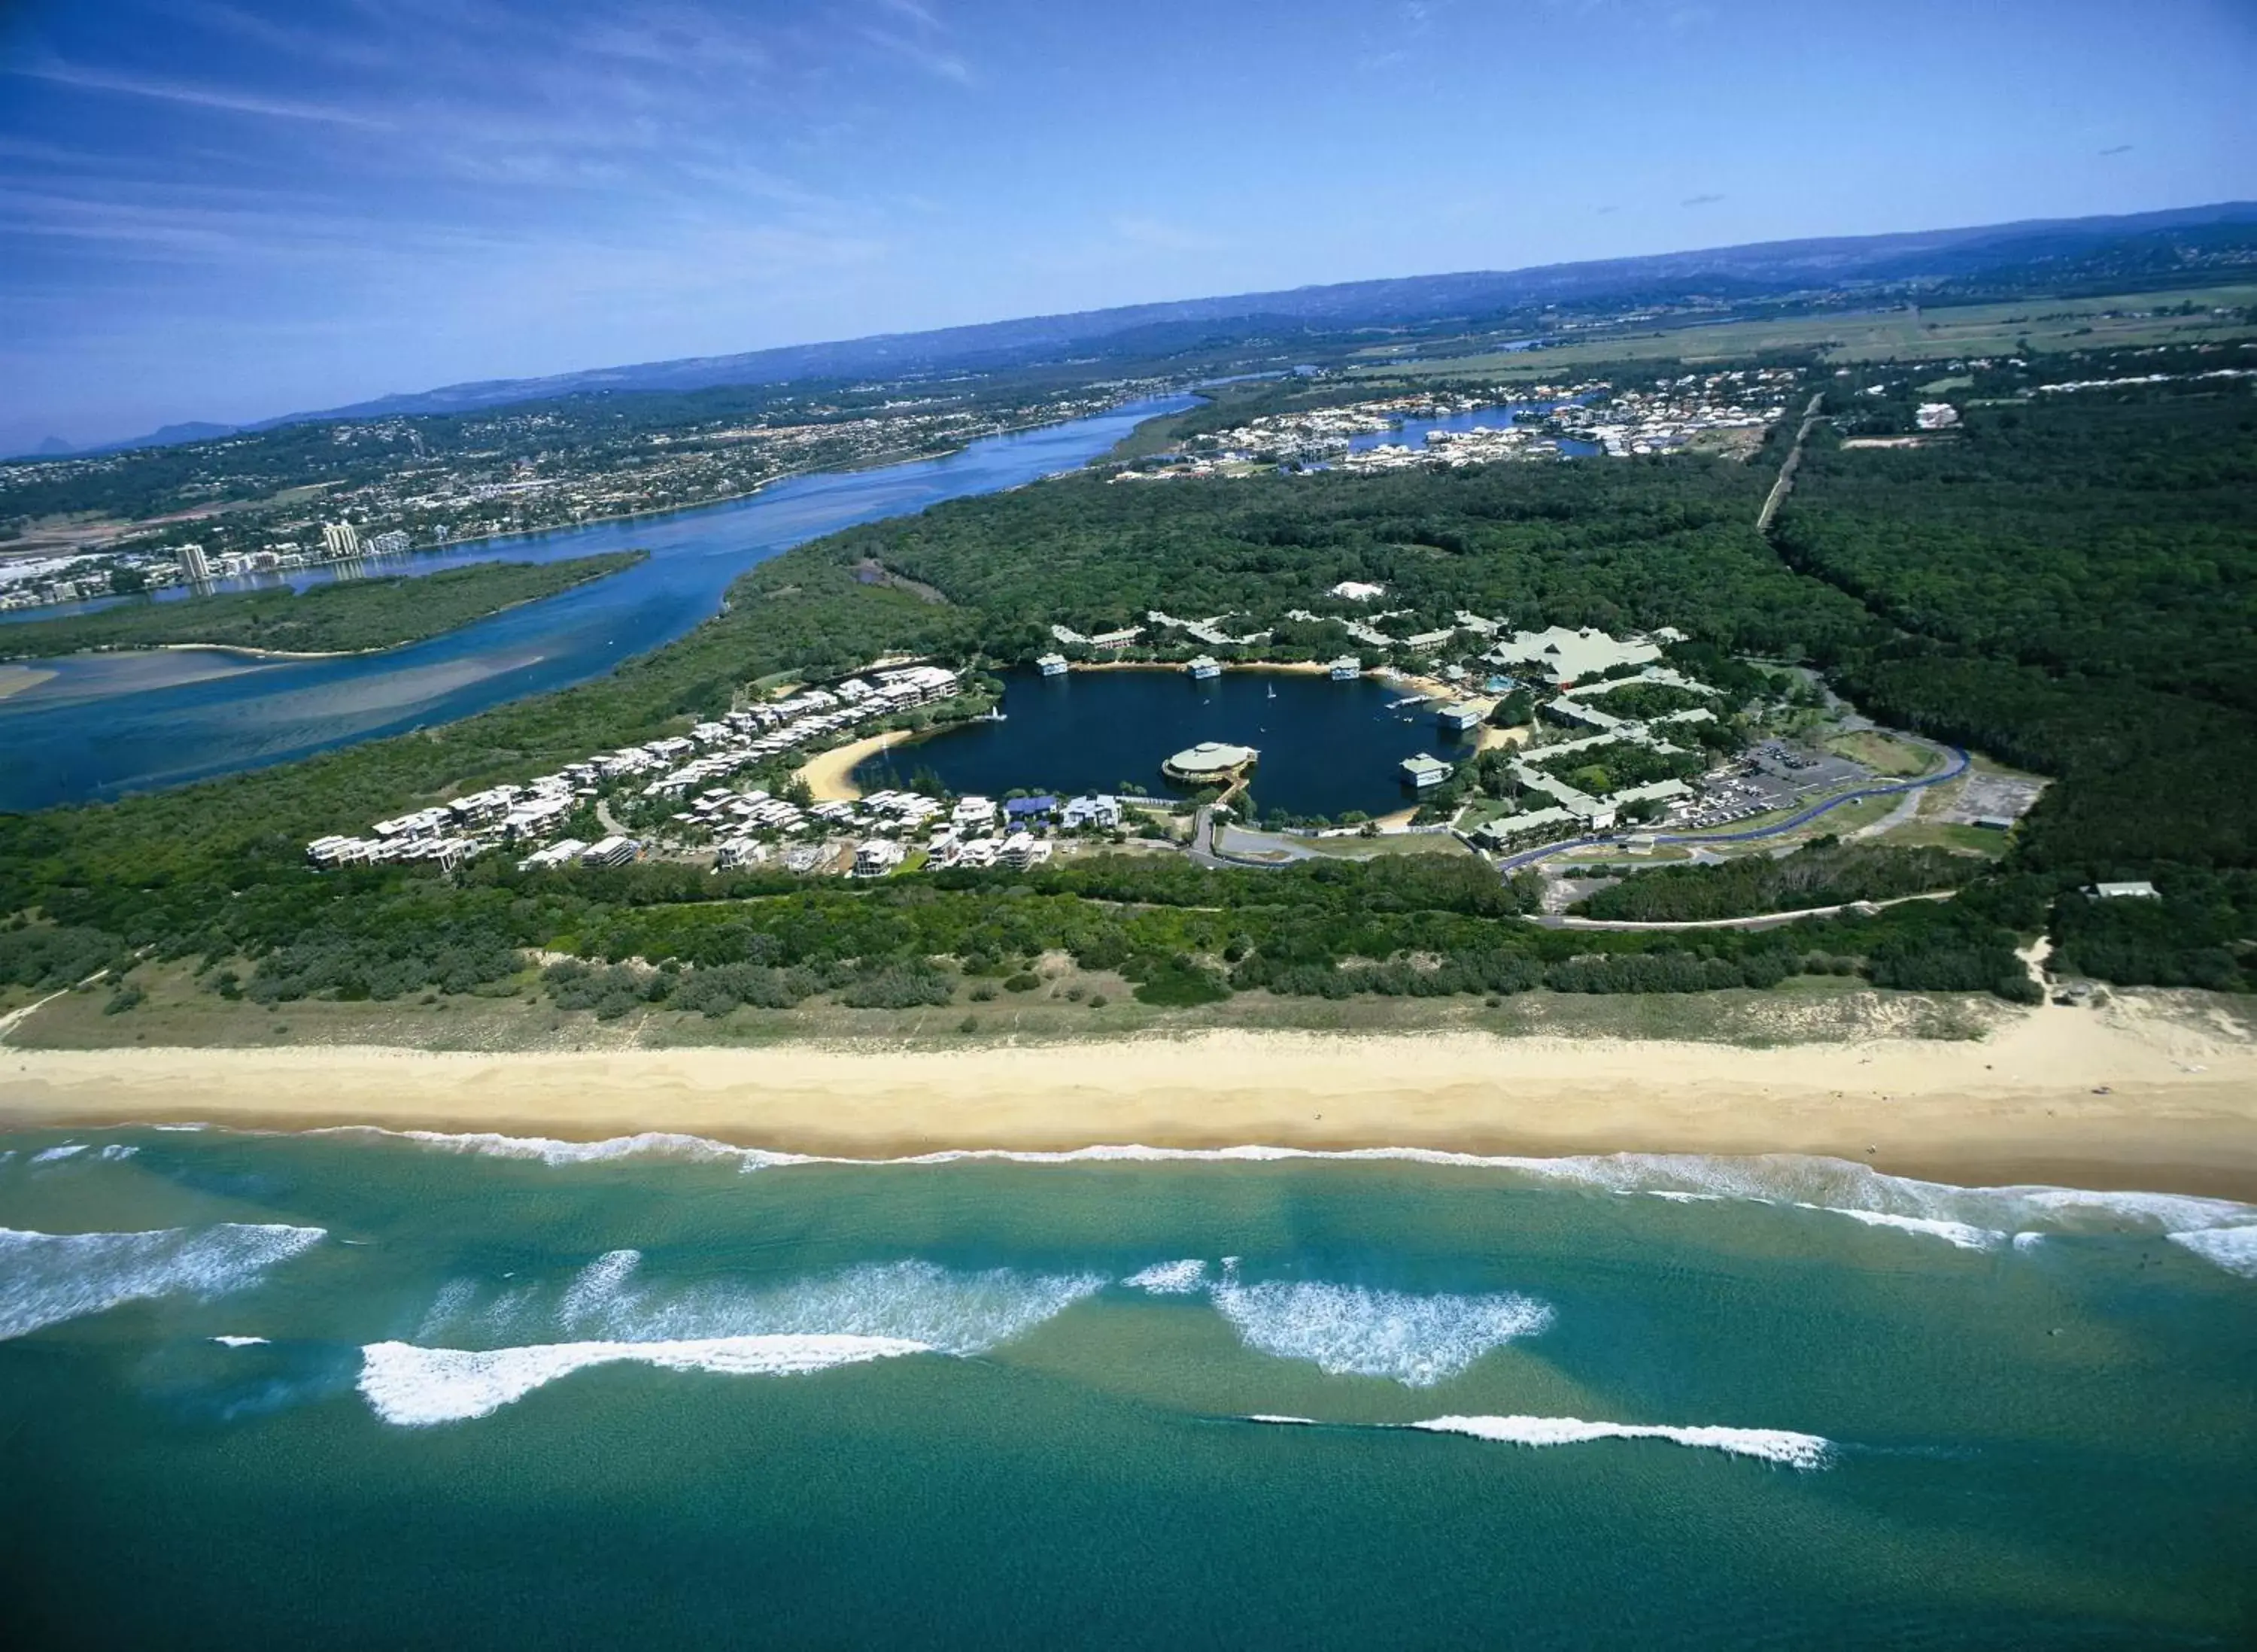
[39,200,2257,460]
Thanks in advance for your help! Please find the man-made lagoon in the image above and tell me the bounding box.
[853,667,1480,819]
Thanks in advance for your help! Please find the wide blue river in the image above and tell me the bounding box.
[0,396,1193,812]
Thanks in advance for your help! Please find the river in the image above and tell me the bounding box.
[0,396,1195,812]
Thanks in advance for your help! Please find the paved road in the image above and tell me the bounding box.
[1493,742,1971,875]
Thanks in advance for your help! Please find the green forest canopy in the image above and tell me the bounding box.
[2,347,2251,1018]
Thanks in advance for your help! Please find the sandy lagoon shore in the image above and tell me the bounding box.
[5,999,2253,1197]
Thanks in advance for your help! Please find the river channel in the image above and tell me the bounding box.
[852,667,1481,820]
[0,396,1195,812]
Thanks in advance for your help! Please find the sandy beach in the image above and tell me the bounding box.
[5,1001,2253,1196]
[797,727,919,800]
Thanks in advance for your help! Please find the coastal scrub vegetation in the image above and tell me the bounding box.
[1,348,2250,1029]
[0,552,645,660]
[1571,839,1977,924]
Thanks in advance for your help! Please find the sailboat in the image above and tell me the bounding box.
[1266,682,1277,700]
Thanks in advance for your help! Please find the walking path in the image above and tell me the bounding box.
[1533,888,1958,932]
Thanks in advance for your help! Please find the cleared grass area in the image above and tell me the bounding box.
[1387,283,2257,377]
[1826,730,1940,777]
[1880,820,2014,858]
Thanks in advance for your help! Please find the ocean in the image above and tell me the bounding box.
[2,1125,2252,1647]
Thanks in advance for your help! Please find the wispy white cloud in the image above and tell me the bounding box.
[8,59,394,128]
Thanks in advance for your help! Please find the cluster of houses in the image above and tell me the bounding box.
[1110,387,1610,480]
[1335,424,1569,472]
[304,664,961,871]
[704,790,1129,880]
[1546,369,1799,456]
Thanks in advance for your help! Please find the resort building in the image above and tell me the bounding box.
[853,839,907,877]
[1036,653,1069,676]
[1062,794,1123,830]
[999,831,1050,870]
[516,838,588,871]
[1005,795,1059,826]
[1470,806,1578,851]
[1328,656,1362,681]
[1400,752,1453,791]
[1437,700,1486,734]
[581,836,639,867]
[1162,742,1259,787]
[1484,626,1662,688]
[1186,654,1222,680]
[952,795,998,831]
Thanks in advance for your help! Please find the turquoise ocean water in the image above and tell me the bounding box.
[2,1125,2252,1647]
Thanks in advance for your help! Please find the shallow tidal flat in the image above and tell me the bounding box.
[0,1124,2250,1645]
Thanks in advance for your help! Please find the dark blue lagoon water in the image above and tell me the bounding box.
[852,666,1475,817]
[0,396,1194,812]
[2,1126,2252,1647]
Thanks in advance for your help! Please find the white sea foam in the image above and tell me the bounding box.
[560,1248,644,1328]
[1246,1414,1319,1426]
[2166,1225,2257,1279]
[1123,1259,1209,1294]
[99,1143,137,1162]
[359,1334,931,1425]
[0,1223,324,1341]
[314,1126,813,1170]
[2012,1232,2046,1252]
[1409,1413,1833,1470]
[211,1334,270,1347]
[31,1144,87,1163]
[1210,1278,1554,1387]
[1817,1208,2006,1252]
[415,1255,1106,1376]
[261,1128,2257,1253]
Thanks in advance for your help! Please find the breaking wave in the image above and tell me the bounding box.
[0,1223,325,1341]
[318,1130,2255,1249]
[1122,1259,1210,1294]
[1210,1274,1554,1387]
[377,1253,1107,1423]
[2167,1225,2257,1279]
[312,1126,809,1170]
[1409,1414,1833,1469]
[1819,1209,2007,1251]
[359,1335,931,1425]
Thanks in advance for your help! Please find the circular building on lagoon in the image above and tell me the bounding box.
[1161,740,1259,788]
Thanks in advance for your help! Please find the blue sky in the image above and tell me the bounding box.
[2,0,2252,451]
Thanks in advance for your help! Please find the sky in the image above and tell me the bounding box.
[2,0,2252,453]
